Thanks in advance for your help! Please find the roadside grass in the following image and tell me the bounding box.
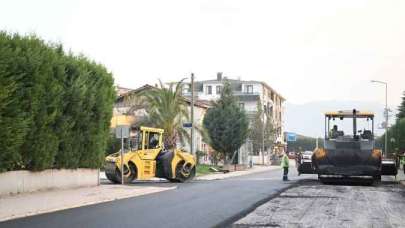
[196,164,221,176]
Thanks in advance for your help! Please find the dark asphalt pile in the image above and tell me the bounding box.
[234,179,405,228]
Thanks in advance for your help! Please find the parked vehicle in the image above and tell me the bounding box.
[297,151,314,174]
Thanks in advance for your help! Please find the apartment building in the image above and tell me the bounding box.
[181,73,286,164]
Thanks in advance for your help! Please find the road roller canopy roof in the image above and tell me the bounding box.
[139,126,164,134]
[325,110,374,118]
[324,109,375,141]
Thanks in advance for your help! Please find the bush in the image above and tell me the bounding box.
[0,32,115,172]
[380,118,405,156]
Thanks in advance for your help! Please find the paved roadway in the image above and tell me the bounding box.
[234,178,405,228]
[0,166,301,228]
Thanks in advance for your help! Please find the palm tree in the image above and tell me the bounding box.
[137,80,190,149]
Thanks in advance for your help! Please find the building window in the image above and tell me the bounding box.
[216,86,222,94]
[239,102,245,110]
[206,85,212,95]
[245,85,253,94]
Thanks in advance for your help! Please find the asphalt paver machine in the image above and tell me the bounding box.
[312,109,397,184]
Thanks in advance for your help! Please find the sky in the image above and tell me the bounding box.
[1,0,404,109]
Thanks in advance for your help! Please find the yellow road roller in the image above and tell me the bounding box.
[105,125,196,183]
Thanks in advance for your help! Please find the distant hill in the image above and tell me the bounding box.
[286,134,322,152]
[284,100,392,138]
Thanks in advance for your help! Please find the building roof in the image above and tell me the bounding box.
[116,86,135,97]
[183,97,210,109]
[325,110,374,118]
[116,84,155,102]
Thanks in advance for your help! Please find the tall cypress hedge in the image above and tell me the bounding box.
[0,32,115,172]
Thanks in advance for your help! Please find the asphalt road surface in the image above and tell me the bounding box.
[0,166,299,228]
[234,178,405,228]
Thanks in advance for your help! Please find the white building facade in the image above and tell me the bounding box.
[181,73,286,165]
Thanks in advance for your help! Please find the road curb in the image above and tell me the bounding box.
[196,166,280,181]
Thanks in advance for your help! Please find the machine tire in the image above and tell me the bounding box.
[114,163,137,184]
[106,172,120,184]
[170,161,195,183]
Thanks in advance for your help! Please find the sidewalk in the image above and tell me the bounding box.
[0,184,175,222]
[195,165,280,181]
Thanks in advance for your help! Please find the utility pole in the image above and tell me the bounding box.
[385,82,388,157]
[191,73,195,157]
[120,127,124,185]
[262,113,265,165]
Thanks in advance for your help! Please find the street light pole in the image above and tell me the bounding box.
[191,73,195,157]
[371,80,388,157]
[385,82,388,157]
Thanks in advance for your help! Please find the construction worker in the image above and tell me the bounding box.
[281,151,290,181]
[330,125,339,139]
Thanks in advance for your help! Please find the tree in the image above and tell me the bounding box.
[249,100,264,155]
[0,53,28,171]
[397,91,405,120]
[380,118,405,156]
[264,112,276,151]
[249,100,276,155]
[0,32,115,172]
[377,91,405,156]
[203,81,249,164]
[138,80,189,149]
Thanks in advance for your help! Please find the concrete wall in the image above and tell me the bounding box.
[0,169,99,196]
[251,154,271,165]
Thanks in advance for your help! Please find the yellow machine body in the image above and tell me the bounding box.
[105,126,196,183]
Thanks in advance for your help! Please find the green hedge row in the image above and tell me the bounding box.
[379,118,405,155]
[0,32,115,172]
